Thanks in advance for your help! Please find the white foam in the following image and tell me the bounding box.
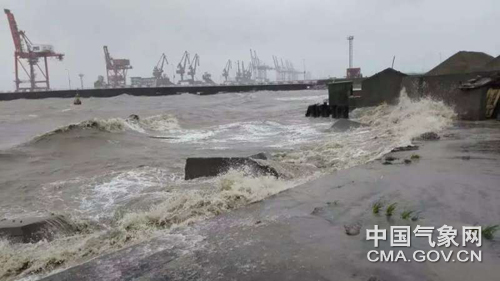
[274,95,326,101]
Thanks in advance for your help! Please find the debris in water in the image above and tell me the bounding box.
[344,223,362,236]
[73,93,82,105]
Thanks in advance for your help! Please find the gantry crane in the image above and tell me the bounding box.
[4,9,64,91]
[103,46,132,87]
[153,53,168,79]
[176,51,190,82]
[272,55,284,82]
[152,53,173,86]
[235,61,253,84]
[250,49,271,82]
[187,53,200,82]
[222,59,232,82]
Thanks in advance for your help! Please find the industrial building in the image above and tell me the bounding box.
[328,51,500,120]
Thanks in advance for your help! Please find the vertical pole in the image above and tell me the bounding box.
[14,54,19,91]
[303,59,306,80]
[66,69,72,90]
[44,56,50,89]
[347,36,354,69]
[29,58,35,91]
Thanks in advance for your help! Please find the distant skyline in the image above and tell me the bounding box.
[0,0,499,91]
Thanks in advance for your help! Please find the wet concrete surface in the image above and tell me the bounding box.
[43,121,500,281]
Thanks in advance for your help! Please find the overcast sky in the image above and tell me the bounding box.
[0,0,499,91]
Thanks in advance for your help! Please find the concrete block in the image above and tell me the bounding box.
[185,157,279,180]
[0,215,75,243]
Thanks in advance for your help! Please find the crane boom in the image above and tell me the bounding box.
[153,53,168,79]
[176,51,190,82]
[4,9,64,91]
[4,9,24,54]
[188,54,200,81]
[222,59,232,82]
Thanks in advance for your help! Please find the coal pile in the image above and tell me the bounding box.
[427,51,494,76]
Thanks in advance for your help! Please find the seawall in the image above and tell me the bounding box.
[0,83,314,101]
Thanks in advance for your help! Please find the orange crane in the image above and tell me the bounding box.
[4,9,64,92]
[104,46,132,87]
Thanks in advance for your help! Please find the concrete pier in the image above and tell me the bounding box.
[0,83,314,101]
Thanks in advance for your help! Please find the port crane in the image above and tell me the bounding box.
[202,72,215,85]
[235,61,253,84]
[176,51,190,82]
[222,59,232,82]
[250,49,271,82]
[187,53,200,82]
[272,55,284,82]
[103,46,132,87]
[152,53,168,79]
[4,9,64,91]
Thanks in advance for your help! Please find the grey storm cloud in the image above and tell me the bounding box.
[0,0,499,91]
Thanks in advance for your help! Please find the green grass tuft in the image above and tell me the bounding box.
[482,225,499,240]
[372,202,383,214]
[401,210,414,220]
[386,203,397,217]
[410,154,421,160]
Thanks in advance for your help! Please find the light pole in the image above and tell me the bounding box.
[65,69,72,90]
[79,73,84,89]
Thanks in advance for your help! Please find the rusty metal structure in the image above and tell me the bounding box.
[4,9,64,91]
[104,46,132,87]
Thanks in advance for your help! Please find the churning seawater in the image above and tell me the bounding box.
[0,89,455,280]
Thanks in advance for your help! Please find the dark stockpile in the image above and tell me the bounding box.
[481,55,500,72]
[426,51,494,76]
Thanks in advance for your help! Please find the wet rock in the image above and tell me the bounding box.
[385,156,398,162]
[404,159,412,164]
[305,102,331,118]
[414,132,440,141]
[344,223,362,236]
[0,215,75,243]
[311,207,324,215]
[184,157,280,180]
[382,161,393,165]
[391,145,419,152]
[127,114,140,122]
[249,152,270,160]
[330,119,366,132]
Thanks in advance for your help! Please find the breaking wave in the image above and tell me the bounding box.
[275,89,456,170]
[25,114,181,145]
[0,169,301,280]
